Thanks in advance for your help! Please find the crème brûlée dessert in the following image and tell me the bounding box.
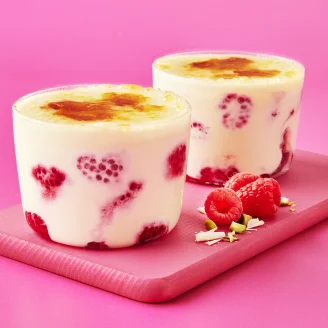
[13,84,191,248]
[153,52,305,185]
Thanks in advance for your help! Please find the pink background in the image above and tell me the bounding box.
[1,0,327,327]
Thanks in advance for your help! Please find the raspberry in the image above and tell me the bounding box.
[261,128,294,178]
[204,188,243,225]
[270,128,293,177]
[85,242,110,250]
[101,181,143,221]
[224,172,260,192]
[219,93,252,129]
[137,223,169,244]
[225,172,281,212]
[32,165,66,199]
[191,121,208,139]
[166,143,187,179]
[25,211,51,240]
[92,180,144,242]
[270,179,282,207]
[236,178,281,217]
[187,165,238,186]
[77,154,123,184]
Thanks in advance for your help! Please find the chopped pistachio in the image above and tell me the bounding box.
[289,208,296,212]
[238,213,253,226]
[280,197,290,206]
[205,219,217,231]
[223,233,239,242]
[288,202,295,206]
[230,221,246,234]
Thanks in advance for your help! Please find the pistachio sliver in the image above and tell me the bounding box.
[230,221,246,234]
[238,213,253,226]
[205,219,217,231]
[223,235,239,242]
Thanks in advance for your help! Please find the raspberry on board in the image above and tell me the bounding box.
[225,172,281,217]
[236,178,281,217]
[224,172,260,192]
[204,188,243,225]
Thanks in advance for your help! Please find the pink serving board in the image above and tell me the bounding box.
[0,150,327,303]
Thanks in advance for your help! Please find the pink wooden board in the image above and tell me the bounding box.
[0,150,327,303]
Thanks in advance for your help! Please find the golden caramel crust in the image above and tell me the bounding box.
[42,92,163,122]
[155,54,303,81]
[14,85,191,125]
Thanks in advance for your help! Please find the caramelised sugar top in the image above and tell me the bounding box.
[15,84,189,125]
[154,54,304,81]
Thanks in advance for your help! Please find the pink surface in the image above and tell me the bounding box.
[1,151,328,303]
[1,0,328,325]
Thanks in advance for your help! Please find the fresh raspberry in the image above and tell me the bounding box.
[166,143,187,179]
[77,154,123,184]
[137,223,169,244]
[187,165,238,186]
[270,179,282,206]
[85,242,110,250]
[236,178,281,217]
[25,211,51,240]
[225,172,281,211]
[204,188,243,225]
[224,172,260,192]
[101,181,143,221]
[191,121,209,139]
[32,165,66,199]
[219,93,252,129]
